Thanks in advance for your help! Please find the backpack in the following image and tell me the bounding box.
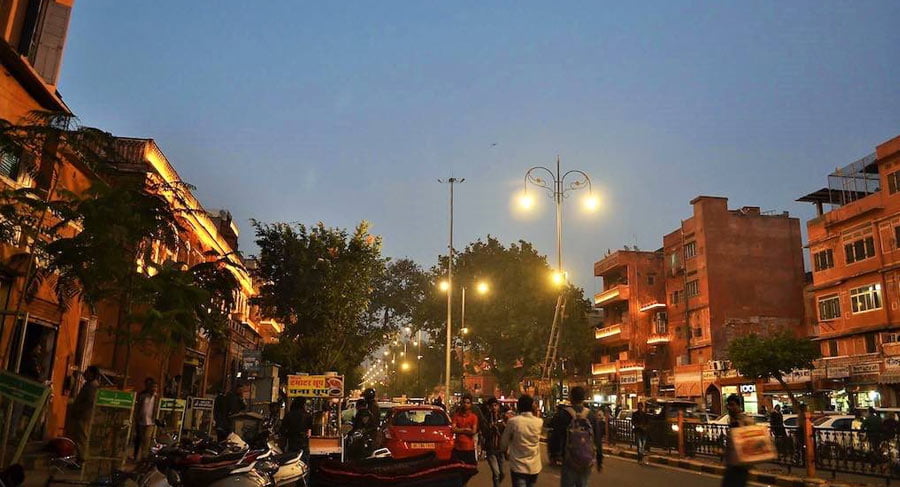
[563,407,596,470]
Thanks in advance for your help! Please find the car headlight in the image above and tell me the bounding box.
[671,424,680,432]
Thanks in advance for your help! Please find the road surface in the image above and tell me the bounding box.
[469,453,736,487]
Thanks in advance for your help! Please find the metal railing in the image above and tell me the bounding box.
[815,429,900,479]
[608,419,633,445]
[685,423,729,459]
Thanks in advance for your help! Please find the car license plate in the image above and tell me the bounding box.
[410,442,435,449]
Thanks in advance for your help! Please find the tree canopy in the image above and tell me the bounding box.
[252,220,392,376]
[417,236,593,393]
[727,330,820,406]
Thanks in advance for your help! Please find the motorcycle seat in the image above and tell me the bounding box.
[200,450,247,464]
[180,461,251,485]
[274,452,301,465]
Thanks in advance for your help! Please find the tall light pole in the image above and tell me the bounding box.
[439,177,464,404]
[518,156,598,392]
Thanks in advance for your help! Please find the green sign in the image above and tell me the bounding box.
[159,398,186,411]
[0,370,47,408]
[96,389,134,409]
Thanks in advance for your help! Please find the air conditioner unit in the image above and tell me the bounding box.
[711,360,724,371]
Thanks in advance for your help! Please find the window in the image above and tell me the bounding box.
[895,226,900,250]
[828,340,838,357]
[669,252,680,270]
[844,236,876,264]
[889,171,900,194]
[0,150,20,180]
[671,290,682,305]
[654,312,668,335]
[684,241,697,259]
[817,295,841,321]
[850,284,882,313]
[865,333,878,354]
[647,273,656,285]
[693,327,703,338]
[884,332,900,343]
[813,249,834,272]
[686,279,700,297]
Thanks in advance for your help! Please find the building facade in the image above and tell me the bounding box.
[800,134,900,409]
[592,196,806,413]
[591,250,668,402]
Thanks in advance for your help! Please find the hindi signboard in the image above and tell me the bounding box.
[287,375,344,398]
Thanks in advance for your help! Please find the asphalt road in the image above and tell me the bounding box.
[469,452,735,487]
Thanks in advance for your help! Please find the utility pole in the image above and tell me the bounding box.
[439,177,464,404]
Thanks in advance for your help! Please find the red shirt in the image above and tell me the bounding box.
[452,410,479,451]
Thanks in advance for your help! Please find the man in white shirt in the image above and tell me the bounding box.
[133,377,158,460]
[500,395,543,487]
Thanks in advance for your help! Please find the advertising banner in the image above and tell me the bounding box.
[287,375,344,398]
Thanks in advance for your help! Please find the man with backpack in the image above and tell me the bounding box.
[549,386,604,487]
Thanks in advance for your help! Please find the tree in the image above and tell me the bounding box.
[728,330,820,408]
[252,220,390,375]
[0,113,241,386]
[417,236,593,393]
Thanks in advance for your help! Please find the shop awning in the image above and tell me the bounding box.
[878,370,900,384]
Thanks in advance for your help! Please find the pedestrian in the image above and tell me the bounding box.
[451,393,479,483]
[884,412,899,439]
[483,397,506,487]
[631,402,650,464]
[500,395,543,487]
[133,378,159,460]
[214,380,248,441]
[351,398,375,432]
[862,406,884,453]
[769,404,786,457]
[722,394,754,487]
[434,395,447,411]
[65,366,101,460]
[548,386,604,487]
[281,397,313,464]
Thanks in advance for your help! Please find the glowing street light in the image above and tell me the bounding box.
[401,362,411,372]
[582,193,600,212]
[518,192,535,210]
[475,281,489,295]
[438,280,450,292]
[551,271,567,287]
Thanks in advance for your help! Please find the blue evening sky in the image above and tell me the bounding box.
[59,2,900,295]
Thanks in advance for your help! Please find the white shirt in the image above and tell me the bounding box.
[500,412,543,475]
[138,392,156,426]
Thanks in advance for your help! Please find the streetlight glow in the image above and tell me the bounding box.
[401,362,411,372]
[518,192,535,210]
[476,281,489,295]
[551,270,567,286]
[438,280,450,292]
[583,193,600,212]
[461,327,469,335]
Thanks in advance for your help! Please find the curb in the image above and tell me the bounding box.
[602,446,847,487]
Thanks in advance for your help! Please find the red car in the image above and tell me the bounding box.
[381,405,454,460]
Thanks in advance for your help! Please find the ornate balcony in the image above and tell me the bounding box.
[647,334,671,345]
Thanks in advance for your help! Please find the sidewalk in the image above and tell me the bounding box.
[603,444,882,487]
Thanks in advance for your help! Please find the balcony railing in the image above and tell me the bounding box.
[647,334,671,345]
[595,324,622,340]
[594,284,630,306]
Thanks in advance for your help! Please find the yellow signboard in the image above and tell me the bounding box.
[287,375,344,398]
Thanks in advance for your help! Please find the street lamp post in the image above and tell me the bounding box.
[439,177,464,404]
[519,156,596,397]
[439,280,489,397]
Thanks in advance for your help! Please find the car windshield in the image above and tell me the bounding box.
[392,409,449,426]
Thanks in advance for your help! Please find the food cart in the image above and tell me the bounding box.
[82,389,135,480]
[287,373,344,460]
[0,370,50,468]
[183,395,215,438]
[155,397,186,444]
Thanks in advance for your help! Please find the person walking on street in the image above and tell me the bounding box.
[133,378,159,461]
[214,380,248,441]
[549,386,604,487]
[451,393,479,484]
[631,402,651,464]
[862,406,884,455]
[500,395,543,487]
[722,394,754,487]
[281,397,313,464]
[483,397,506,487]
[769,405,786,457]
[66,366,100,460]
